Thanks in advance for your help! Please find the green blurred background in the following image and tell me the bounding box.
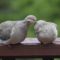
[0,0,60,37]
[0,0,60,60]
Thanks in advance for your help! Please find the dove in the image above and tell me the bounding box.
[34,20,58,44]
[0,15,36,46]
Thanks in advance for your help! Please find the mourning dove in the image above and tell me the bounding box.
[0,15,36,46]
[34,20,58,44]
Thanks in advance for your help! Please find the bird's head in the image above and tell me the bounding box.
[25,15,37,24]
[34,20,46,32]
[36,20,46,25]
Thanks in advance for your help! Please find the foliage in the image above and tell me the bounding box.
[0,0,60,37]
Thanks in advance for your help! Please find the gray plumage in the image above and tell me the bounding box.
[0,21,16,40]
[0,15,36,45]
[34,20,58,44]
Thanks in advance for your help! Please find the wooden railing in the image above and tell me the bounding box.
[0,38,60,60]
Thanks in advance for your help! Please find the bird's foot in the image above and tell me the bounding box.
[7,43,21,48]
[41,43,53,48]
[15,43,21,45]
[7,44,15,48]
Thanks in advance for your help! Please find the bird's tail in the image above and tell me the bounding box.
[0,39,9,46]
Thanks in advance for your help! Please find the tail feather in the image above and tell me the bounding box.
[0,39,9,46]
